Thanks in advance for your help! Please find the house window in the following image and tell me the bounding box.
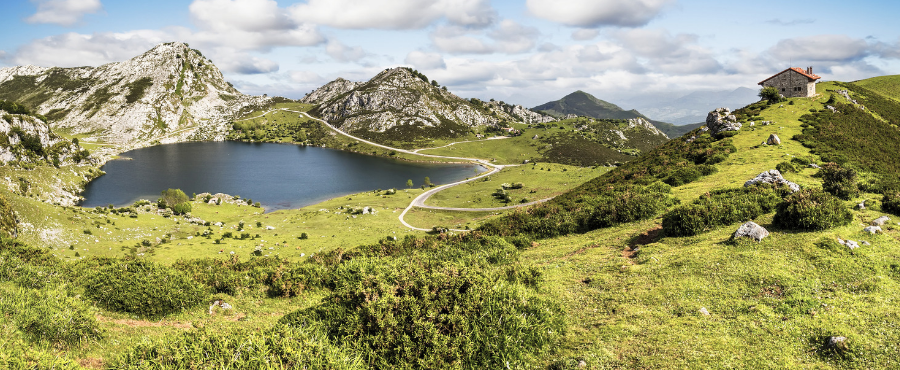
[781,88,785,92]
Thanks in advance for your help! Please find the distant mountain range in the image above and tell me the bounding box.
[618,87,760,125]
[531,91,704,138]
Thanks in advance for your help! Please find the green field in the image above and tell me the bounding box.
[854,74,900,102]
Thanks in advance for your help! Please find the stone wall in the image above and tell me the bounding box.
[760,69,816,98]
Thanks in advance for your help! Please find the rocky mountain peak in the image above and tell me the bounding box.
[0,42,268,151]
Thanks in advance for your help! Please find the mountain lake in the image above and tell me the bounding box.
[80,141,487,211]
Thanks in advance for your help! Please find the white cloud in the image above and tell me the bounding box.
[431,20,539,54]
[215,52,280,74]
[405,51,446,69]
[189,0,324,51]
[289,0,496,29]
[325,40,368,63]
[289,70,324,84]
[571,29,599,41]
[526,0,672,28]
[768,34,869,63]
[26,0,103,26]
[612,29,722,74]
[9,30,174,67]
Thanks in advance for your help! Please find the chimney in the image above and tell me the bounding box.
[807,66,813,74]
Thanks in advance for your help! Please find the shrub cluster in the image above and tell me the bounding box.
[662,185,788,237]
[819,163,859,200]
[0,286,102,346]
[773,189,853,230]
[84,260,207,319]
[883,190,900,215]
[279,235,563,369]
[110,324,364,369]
[480,182,677,238]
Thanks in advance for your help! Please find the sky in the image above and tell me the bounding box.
[1,0,899,107]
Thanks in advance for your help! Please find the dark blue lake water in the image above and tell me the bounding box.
[80,141,485,211]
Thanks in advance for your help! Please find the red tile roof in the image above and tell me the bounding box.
[758,67,821,85]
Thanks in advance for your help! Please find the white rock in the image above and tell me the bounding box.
[872,216,891,226]
[744,169,800,193]
[733,221,769,242]
[863,226,881,234]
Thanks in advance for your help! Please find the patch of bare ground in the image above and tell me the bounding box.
[623,226,663,263]
[96,315,193,329]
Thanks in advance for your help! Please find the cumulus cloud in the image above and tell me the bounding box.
[431,20,539,54]
[290,0,496,29]
[405,51,446,69]
[526,0,672,28]
[612,29,722,74]
[571,29,599,41]
[215,53,280,74]
[26,0,103,26]
[189,0,324,51]
[8,30,175,67]
[768,34,869,63]
[289,70,324,84]
[325,40,368,63]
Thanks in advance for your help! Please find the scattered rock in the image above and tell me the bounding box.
[863,226,881,234]
[266,226,275,230]
[699,307,710,316]
[209,299,234,315]
[733,221,769,242]
[827,336,848,350]
[809,163,821,169]
[744,169,800,193]
[872,216,891,226]
[862,241,871,246]
[706,108,742,136]
[532,135,539,140]
[857,201,866,210]
[578,360,587,368]
[838,238,860,250]
[766,133,781,145]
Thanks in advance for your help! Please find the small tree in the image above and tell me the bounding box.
[424,177,433,187]
[160,189,189,209]
[406,179,414,188]
[759,86,783,103]
[172,202,192,215]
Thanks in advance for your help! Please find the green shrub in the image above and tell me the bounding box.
[172,201,192,215]
[110,324,364,369]
[663,166,702,186]
[776,161,798,173]
[159,188,189,209]
[279,241,563,369]
[820,163,859,200]
[662,185,786,237]
[773,188,853,230]
[0,286,102,346]
[84,260,207,319]
[883,191,900,215]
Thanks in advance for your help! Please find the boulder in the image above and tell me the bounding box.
[872,216,891,226]
[827,336,848,350]
[699,307,710,316]
[838,238,860,250]
[705,108,742,136]
[766,134,781,145]
[863,226,881,234]
[733,221,769,241]
[857,202,866,210]
[744,169,800,193]
[809,163,821,169]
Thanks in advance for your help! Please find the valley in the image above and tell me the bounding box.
[1,42,900,369]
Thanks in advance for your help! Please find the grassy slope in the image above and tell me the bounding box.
[522,81,900,368]
[855,75,900,102]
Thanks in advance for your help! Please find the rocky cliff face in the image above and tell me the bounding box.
[0,108,83,165]
[306,68,554,144]
[0,42,269,149]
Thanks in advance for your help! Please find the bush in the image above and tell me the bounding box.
[776,161,798,173]
[83,260,207,319]
[773,189,853,230]
[0,286,102,346]
[663,166,702,186]
[883,191,900,215]
[159,188,189,209]
[172,201,191,215]
[662,185,786,237]
[820,163,859,200]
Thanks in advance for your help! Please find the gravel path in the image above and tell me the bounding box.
[285,110,554,231]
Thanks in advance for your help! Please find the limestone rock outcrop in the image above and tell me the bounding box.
[733,221,769,242]
[705,107,741,136]
[0,42,269,149]
[744,169,800,193]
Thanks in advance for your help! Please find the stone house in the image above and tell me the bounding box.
[758,67,821,98]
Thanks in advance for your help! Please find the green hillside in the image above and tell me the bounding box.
[3,76,900,369]
[854,74,900,102]
[533,90,643,120]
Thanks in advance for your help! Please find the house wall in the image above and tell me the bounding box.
[761,69,816,98]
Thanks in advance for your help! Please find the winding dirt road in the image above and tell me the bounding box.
[273,109,553,231]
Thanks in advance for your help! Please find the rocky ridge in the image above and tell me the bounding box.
[0,42,270,150]
[0,108,83,165]
[307,68,552,140]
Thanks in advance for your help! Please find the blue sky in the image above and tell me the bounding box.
[2,0,899,107]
